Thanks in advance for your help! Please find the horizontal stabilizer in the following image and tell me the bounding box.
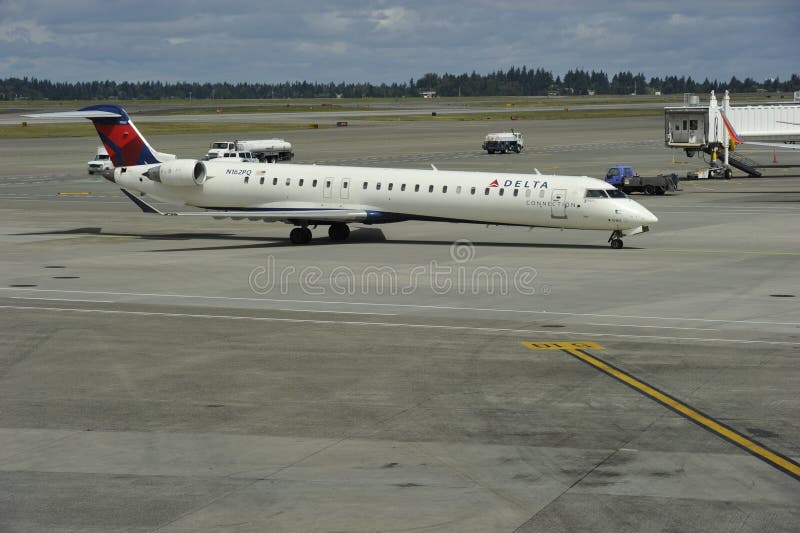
[24,110,122,119]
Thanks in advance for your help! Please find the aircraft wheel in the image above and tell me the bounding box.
[290,227,312,245]
[610,238,623,249]
[328,223,350,241]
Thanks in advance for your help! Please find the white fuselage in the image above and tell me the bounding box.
[115,161,658,231]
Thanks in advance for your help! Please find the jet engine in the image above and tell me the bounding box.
[143,160,207,186]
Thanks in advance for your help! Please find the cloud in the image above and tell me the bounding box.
[667,13,694,26]
[0,1,796,83]
[304,11,354,35]
[370,7,419,33]
[293,40,349,56]
[0,19,53,44]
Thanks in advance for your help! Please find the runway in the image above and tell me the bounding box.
[1,111,799,532]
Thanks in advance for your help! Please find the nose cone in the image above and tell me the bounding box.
[631,202,658,225]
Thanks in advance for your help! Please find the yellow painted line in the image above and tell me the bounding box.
[522,341,800,481]
[58,191,91,196]
[522,341,604,351]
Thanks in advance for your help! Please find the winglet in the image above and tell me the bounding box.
[120,188,164,214]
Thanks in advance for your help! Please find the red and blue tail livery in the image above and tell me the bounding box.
[26,104,174,166]
[720,110,745,145]
[80,104,163,166]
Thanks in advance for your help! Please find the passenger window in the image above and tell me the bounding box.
[414,184,420,192]
[442,185,448,193]
[401,184,406,192]
[539,189,545,198]
[456,186,462,194]
[325,180,331,188]
[299,179,304,186]
[260,177,264,185]
[513,189,519,197]
[526,189,532,198]
[376,182,381,191]
[471,187,476,195]
[499,188,504,196]
[273,177,278,185]
[342,181,347,188]
[312,179,318,187]
[285,178,291,186]
[484,188,490,195]
[244,176,249,183]
[388,183,393,191]
[428,185,434,193]
[363,181,368,189]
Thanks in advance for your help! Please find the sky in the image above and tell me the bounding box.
[0,1,798,85]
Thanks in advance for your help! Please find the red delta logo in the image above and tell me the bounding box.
[488,179,499,187]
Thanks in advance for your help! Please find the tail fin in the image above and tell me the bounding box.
[719,110,745,145]
[78,104,175,167]
[26,104,174,167]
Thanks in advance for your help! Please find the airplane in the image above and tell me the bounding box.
[26,104,658,249]
[721,111,800,151]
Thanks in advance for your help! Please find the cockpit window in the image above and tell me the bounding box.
[606,189,627,198]
[585,189,608,198]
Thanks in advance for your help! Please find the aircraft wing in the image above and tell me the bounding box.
[121,189,368,222]
[742,141,800,151]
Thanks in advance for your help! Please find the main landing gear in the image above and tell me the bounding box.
[289,223,351,245]
[608,230,624,249]
[289,226,313,245]
[328,223,350,241]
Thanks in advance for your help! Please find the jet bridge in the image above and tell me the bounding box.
[665,91,800,176]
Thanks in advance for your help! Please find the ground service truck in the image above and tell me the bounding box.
[482,131,524,154]
[205,139,294,163]
[604,165,678,195]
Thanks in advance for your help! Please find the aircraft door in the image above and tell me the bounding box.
[550,189,567,219]
[340,177,350,200]
[323,177,333,200]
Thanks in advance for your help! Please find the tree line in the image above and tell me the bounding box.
[2,68,798,100]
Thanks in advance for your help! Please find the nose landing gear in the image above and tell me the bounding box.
[608,230,624,249]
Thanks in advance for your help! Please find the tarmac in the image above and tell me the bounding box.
[1,109,799,532]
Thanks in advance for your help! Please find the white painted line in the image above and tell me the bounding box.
[1,287,798,327]
[10,297,114,303]
[275,308,397,316]
[586,322,719,332]
[1,304,799,348]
